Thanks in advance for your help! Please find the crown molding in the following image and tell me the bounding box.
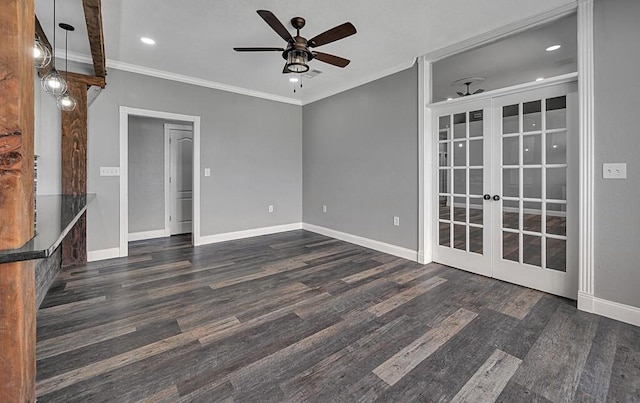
[62,50,302,106]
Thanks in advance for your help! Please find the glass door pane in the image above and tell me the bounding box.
[437,110,486,254]
[498,95,569,271]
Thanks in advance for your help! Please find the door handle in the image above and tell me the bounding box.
[483,194,491,200]
[493,195,501,201]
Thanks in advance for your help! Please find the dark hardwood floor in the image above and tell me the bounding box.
[36,231,639,402]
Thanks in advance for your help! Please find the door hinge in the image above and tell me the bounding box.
[169,215,172,221]
[169,176,172,183]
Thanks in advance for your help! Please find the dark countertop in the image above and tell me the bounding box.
[0,194,95,264]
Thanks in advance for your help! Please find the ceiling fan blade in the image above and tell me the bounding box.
[456,92,465,97]
[309,22,356,47]
[282,64,292,74]
[313,51,350,68]
[474,89,485,94]
[257,10,293,43]
[234,47,284,52]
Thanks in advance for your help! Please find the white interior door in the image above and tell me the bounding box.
[432,81,578,299]
[167,125,193,235]
[492,82,578,299]
[433,100,493,277]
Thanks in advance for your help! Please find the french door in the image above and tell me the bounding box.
[432,82,578,299]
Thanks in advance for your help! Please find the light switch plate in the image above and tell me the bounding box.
[603,163,627,179]
[100,167,120,176]
[204,168,211,177]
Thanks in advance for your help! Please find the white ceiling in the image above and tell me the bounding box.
[35,0,574,104]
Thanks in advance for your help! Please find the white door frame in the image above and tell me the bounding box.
[418,1,595,306]
[164,123,194,237]
[119,106,202,257]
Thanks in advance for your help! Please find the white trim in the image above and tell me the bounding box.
[193,117,202,246]
[301,59,416,105]
[428,73,578,109]
[423,2,577,62]
[63,50,301,106]
[119,106,201,258]
[418,56,433,264]
[302,223,419,262]
[87,248,120,262]
[578,293,640,328]
[163,124,171,237]
[196,223,303,246]
[128,230,167,242]
[119,108,128,257]
[577,0,595,302]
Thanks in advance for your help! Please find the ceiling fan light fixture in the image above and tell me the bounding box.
[286,50,310,73]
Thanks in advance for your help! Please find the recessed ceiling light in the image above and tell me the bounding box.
[546,44,561,52]
[536,77,545,81]
[446,97,453,101]
[289,77,299,83]
[140,37,156,45]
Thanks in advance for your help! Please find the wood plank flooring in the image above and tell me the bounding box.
[35,230,640,402]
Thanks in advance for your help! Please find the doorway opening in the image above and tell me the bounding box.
[119,107,201,257]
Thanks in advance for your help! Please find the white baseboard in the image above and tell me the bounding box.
[196,223,303,246]
[87,247,120,262]
[302,223,419,262]
[128,229,168,242]
[578,292,640,327]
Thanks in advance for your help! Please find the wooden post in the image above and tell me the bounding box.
[61,81,88,266]
[0,0,37,400]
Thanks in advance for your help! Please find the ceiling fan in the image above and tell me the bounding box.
[452,77,485,97]
[234,10,356,74]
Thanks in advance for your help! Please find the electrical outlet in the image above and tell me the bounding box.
[393,216,400,226]
[100,167,120,176]
[322,205,327,213]
[204,168,211,177]
[603,163,627,179]
[268,205,274,213]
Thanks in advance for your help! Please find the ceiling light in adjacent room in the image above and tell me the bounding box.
[140,37,156,45]
[447,97,453,101]
[546,44,561,52]
[536,77,544,81]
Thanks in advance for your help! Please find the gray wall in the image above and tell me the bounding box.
[127,116,188,234]
[34,75,62,195]
[87,68,302,252]
[593,0,640,308]
[302,65,418,250]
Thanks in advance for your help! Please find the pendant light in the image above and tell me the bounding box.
[33,36,51,69]
[41,0,67,96]
[56,23,76,111]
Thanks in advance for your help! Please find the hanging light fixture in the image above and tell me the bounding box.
[33,36,51,69]
[41,0,67,96]
[56,23,76,111]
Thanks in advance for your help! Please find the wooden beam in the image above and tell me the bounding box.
[34,15,51,51]
[61,80,88,266]
[82,0,106,77]
[0,0,37,400]
[64,71,106,88]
